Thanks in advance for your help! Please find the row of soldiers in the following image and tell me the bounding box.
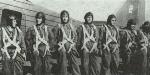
[0,10,149,75]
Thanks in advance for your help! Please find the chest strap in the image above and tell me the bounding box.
[81,24,98,53]
[33,25,50,57]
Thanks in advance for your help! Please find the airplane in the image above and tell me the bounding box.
[0,0,81,33]
[116,0,145,29]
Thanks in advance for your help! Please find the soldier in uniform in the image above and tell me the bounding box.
[140,21,150,75]
[120,19,147,75]
[54,10,80,75]
[0,14,26,75]
[76,12,101,75]
[99,14,120,75]
[25,12,54,75]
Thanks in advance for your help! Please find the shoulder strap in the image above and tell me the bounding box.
[139,31,148,42]
[92,24,97,30]
[44,25,48,41]
[2,27,7,41]
[125,30,133,42]
[16,26,22,33]
[2,27,12,42]
[13,28,17,42]
[104,25,111,36]
[69,23,74,31]
[45,25,48,34]
[91,24,97,37]
[58,24,62,29]
[81,24,91,38]
[33,25,41,38]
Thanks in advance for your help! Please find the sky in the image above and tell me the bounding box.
[30,0,126,21]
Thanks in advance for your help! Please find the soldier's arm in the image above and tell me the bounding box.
[119,30,125,48]
[25,27,34,53]
[76,25,83,51]
[53,25,62,50]
[48,27,55,51]
[97,25,106,50]
[0,28,3,60]
[20,32,26,54]
[0,28,3,49]
[137,30,147,48]
[97,25,106,56]
[117,28,120,47]
[119,29,129,58]
[71,24,77,43]
[57,25,63,43]
[120,30,128,48]
[93,25,99,42]
[70,24,77,50]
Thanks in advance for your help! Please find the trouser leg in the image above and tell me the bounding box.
[147,57,150,75]
[110,50,119,75]
[135,49,147,75]
[33,55,42,75]
[14,54,25,75]
[58,49,67,75]
[2,54,24,75]
[81,49,89,75]
[2,59,11,75]
[89,53,101,75]
[101,49,111,75]
[68,49,81,75]
[44,55,53,75]
[122,53,131,75]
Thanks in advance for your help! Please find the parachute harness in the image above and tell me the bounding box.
[33,25,50,57]
[125,30,148,53]
[1,27,21,59]
[103,25,118,52]
[81,24,98,53]
[140,32,149,53]
[58,24,75,53]
[124,30,134,53]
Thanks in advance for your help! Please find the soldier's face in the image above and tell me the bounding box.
[86,16,93,24]
[144,24,150,32]
[62,13,69,24]
[144,24,149,28]
[131,24,136,30]
[111,18,116,25]
[9,16,17,28]
[36,18,43,25]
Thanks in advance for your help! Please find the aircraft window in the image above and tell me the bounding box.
[1,9,22,27]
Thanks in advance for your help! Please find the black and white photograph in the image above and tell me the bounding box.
[0,0,149,75]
